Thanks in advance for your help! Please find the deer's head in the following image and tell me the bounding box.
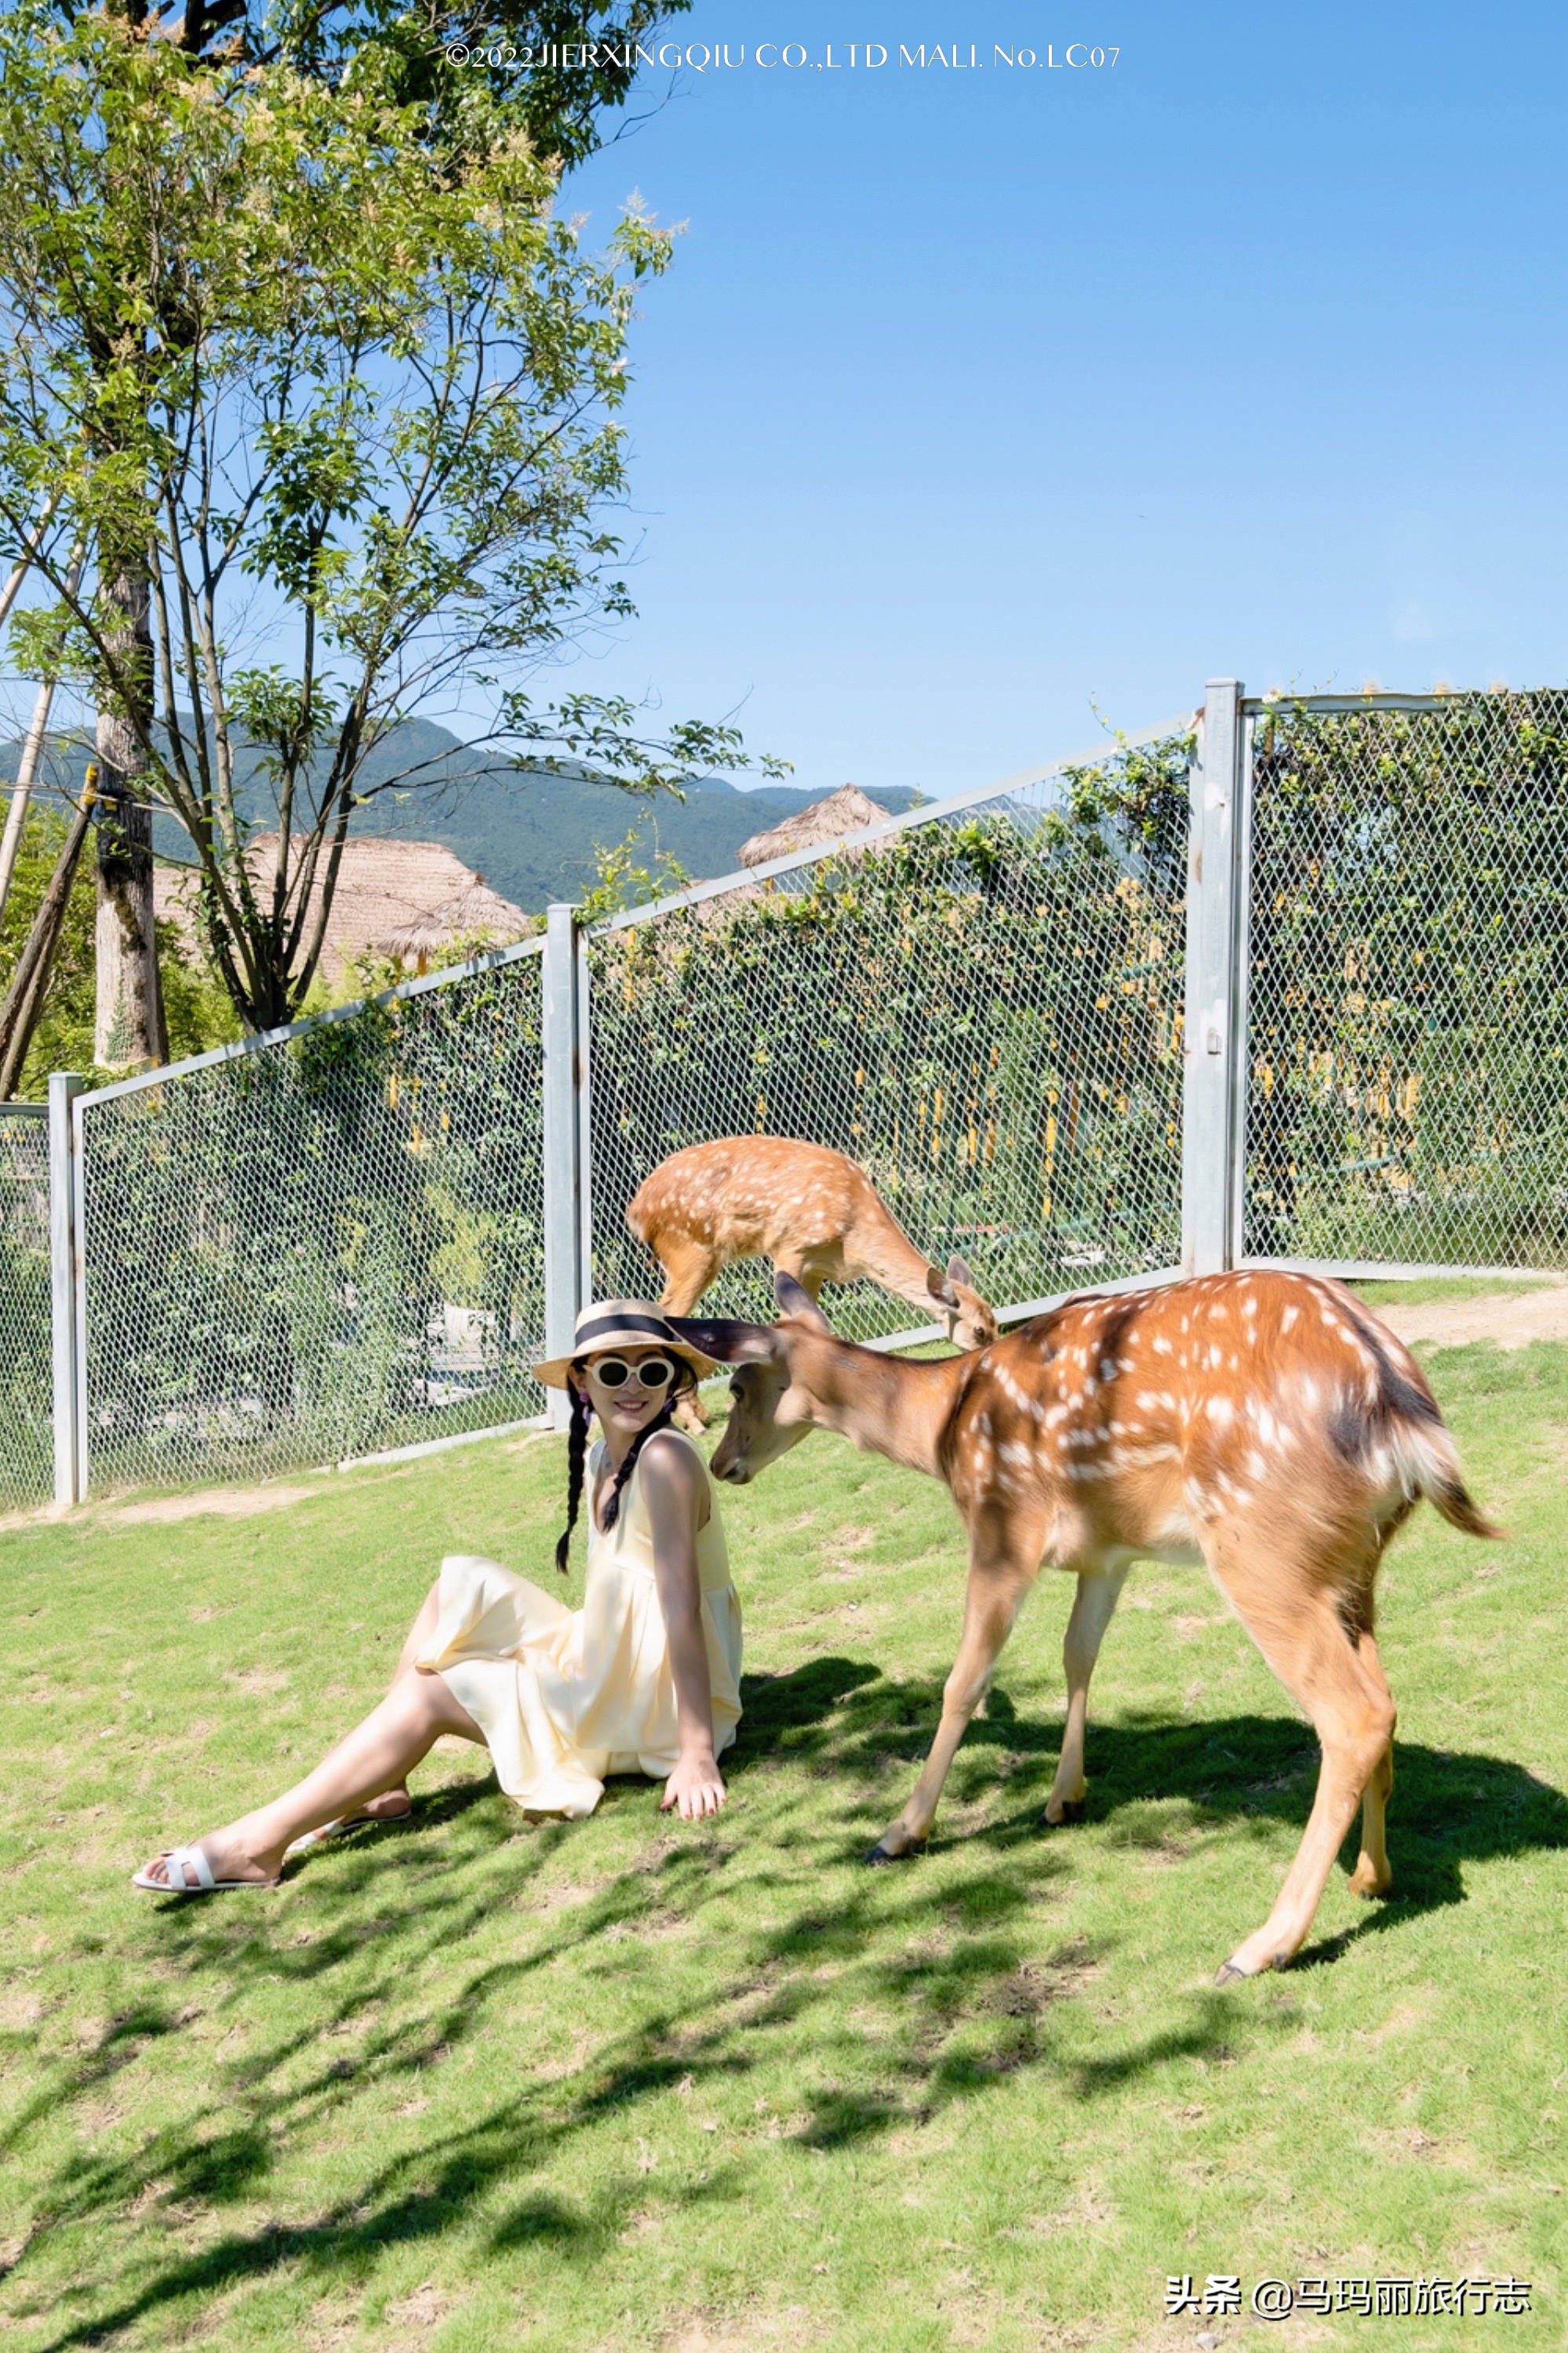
[926,1253,997,1351]
[670,1275,830,1485]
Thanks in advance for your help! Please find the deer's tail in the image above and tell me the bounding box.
[1384,1414,1503,1540]
[1332,1286,1503,1540]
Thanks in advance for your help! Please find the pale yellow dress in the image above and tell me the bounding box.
[413,1427,743,1818]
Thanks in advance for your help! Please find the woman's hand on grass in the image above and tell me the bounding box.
[660,1750,727,1819]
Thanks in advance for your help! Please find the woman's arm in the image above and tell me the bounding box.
[638,1433,726,1820]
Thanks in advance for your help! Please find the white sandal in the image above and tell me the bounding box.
[131,1844,278,1894]
[283,1805,413,1861]
[282,1818,349,1860]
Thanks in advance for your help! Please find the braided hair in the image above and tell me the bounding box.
[555,1361,697,1573]
[554,1380,593,1573]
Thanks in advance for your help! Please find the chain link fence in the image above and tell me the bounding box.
[1243,690,1568,1268]
[26,682,1568,1504]
[0,1104,50,1507]
[76,944,549,1491]
[588,736,1191,1337]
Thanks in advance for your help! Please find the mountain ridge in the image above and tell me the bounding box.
[1,716,925,914]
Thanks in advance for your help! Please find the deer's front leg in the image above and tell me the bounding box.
[867,1522,1037,1863]
[1043,1563,1129,1825]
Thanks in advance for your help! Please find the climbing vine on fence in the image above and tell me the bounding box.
[587,740,1195,1332]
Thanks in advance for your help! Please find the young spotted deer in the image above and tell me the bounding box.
[675,1268,1498,1981]
[628,1138,997,1348]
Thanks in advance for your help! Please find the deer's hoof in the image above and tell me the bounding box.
[1042,1800,1085,1829]
[864,1838,926,1867]
[1213,1961,1252,1985]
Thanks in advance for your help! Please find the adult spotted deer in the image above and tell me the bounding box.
[675,1267,1497,1980]
[628,1137,996,1347]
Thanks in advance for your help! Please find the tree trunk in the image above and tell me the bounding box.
[93,558,167,1069]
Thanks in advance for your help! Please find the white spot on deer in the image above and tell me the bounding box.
[1152,1333,1173,1356]
[999,1440,1032,1468]
[1208,1344,1223,1369]
[1281,1304,1299,1333]
[1242,1293,1258,1318]
[1247,1450,1268,1479]
[1206,1395,1234,1425]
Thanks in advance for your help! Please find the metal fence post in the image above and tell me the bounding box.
[47,1071,83,1507]
[542,904,587,1431]
[574,922,595,1313]
[1181,679,1248,1275]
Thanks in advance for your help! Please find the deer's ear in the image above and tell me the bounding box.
[947,1252,976,1293]
[773,1271,831,1330]
[668,1316,777,1364]
[926,1264,960,1310]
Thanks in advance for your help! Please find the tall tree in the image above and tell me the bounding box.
[0,0,694,1061]
[0,12,775,1033]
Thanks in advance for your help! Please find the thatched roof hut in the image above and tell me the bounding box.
[154,837,533,978]
[737,784,888,870]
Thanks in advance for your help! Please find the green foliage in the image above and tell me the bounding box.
[0,811,238,1103]
[0,1115,50,1502]
[0,8,776,1035]
[11,746,1193,1490]
[1246,689,1568,1266]
[0,1344,1563,2344]
[577,824,693,922]
[0,806,96,1100]
[588,744,1195,1326]
[76,953,549,1487]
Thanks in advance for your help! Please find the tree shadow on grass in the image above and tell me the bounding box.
[779,1665,1568,1922]
[17,1657,1568,2347]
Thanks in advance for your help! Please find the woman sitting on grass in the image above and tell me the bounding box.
[133,1305,740,1893]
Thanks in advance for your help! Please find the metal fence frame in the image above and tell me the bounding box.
[12,677,1559,1507]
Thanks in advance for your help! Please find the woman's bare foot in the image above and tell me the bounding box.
[133,1831,282,1890]
[355,1787,412,1823]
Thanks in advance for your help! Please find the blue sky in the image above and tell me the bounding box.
[526,0,1568,800]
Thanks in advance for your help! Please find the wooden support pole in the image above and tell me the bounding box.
[0,768,97,1097]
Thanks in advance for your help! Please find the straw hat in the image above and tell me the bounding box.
[532,1300,719,1391]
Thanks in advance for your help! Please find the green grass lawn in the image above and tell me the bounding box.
[2,1340,1566,2351]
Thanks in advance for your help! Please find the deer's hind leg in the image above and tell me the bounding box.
[868,1501,1044,1864]
[1202,1522,1395,1981]
[1044,1564,1130,1825]
[1348,1631,1394,1900]
[654,1236,724,1317]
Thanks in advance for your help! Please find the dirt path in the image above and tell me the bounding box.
[1372,1279,1568,1352]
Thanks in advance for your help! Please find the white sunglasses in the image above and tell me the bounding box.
[582,1354,678,1392]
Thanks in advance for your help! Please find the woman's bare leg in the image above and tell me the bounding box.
[136,1663,483,1889]
[349,1581,445,1823]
